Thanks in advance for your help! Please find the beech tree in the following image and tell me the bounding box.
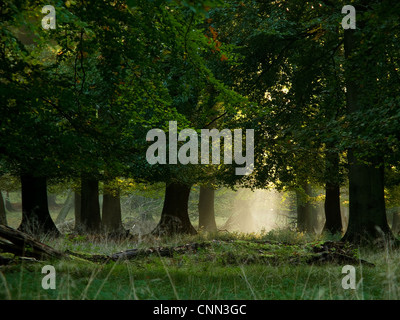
[139,2,249,236]
[339,1,399,243]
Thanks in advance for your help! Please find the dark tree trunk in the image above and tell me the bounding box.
[342,154,391,242]
[0,192,7,226]
[323,151,342,234]
[151,183,197,236]
[341,27,394,244]
[18,174,59,237]
[77,177,101,234]
[102,187,124,234]
[198,186,217,232]
[324,182,342,234]
[296,183,314,233]
[341,25,394,244]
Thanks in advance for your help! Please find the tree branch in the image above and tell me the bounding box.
[204,111,228,128]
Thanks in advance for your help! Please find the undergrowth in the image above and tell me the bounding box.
[0,229,399,300]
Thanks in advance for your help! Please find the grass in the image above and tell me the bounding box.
[1,229,400,300]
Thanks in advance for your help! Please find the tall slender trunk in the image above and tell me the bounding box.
[18,174,59,237]
[198,186,217,232]
[323,151,342,234]
[0,191,7,225]
[151,182,197,236]
[341,27,393,243]
[77,177,101,234]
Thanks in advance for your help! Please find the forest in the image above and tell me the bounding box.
[1,0,400,303]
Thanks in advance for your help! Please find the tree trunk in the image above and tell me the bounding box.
[74,191,81,230]
[324,182,342,234]
[392,211,400,235]
[323,151,342,234]
[18,174,59,237]
[5,191,14,212]
[198,186,217,232]
[77,177,101,234]
[341,27,394,244]
[102,187,124,234]
[343,154,391,242]
[47,193,58,208]
[0,225,65,260]
[296,183,314,233]
[0,192,7,226]
[55,190,74,225]
[151,183,197,236]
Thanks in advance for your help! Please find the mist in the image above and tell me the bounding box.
[222,189,290,234]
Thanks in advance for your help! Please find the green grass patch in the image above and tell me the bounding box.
[1,230,399,300]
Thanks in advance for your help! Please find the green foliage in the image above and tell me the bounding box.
[0,0,254,192]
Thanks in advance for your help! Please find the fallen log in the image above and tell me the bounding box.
[0,225,65,260]
[110,247,172,261]
[110,242,209,261]
[307,241,375,267]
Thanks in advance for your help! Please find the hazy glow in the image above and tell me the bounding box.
[223,189,289,233]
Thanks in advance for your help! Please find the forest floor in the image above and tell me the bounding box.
[1,228,399,300]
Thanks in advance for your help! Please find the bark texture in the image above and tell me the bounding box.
[151,183,197,236]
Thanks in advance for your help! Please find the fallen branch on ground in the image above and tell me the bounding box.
[0,225,66,263]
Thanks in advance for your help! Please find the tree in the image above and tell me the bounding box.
[102,181,124,234]
[296,183,314,233]
[198,186,218,232]
[55,189,74,225]
[341,13,393,243]
[19,174,59,237]
[0,2,84,236]
[151,182,197,236]
[77,176,101,234]
[137,2,250,236]
[74,191,81,230]
[0,192,7,226]
[323,151,343,234]
[209,2,338,178]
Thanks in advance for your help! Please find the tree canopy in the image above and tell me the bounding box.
[1,0,400,243]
